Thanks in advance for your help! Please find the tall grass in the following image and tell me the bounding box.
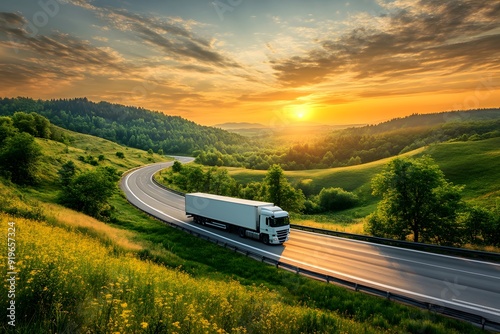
[1,214,380,333]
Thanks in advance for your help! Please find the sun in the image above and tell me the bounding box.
[292,105,310,121]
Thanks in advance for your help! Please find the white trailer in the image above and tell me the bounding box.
[185,192,289,244]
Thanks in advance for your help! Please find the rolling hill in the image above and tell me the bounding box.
[228,137,500,209]
[0,97,249,155]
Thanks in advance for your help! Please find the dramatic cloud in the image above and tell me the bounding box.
[75,5,240,68]
[0,12,129,93]
[270,1,500,87]
[1,1,499,125]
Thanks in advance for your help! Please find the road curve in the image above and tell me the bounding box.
[121,160,500,325]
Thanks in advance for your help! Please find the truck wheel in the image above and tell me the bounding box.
[262,234,269,245]
[238,228,246,238]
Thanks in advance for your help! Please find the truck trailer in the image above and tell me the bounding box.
[185,192,289,244]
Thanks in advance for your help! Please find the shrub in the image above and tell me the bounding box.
[318,187,358,211]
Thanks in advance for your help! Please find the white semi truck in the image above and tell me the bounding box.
[185,192,290,244]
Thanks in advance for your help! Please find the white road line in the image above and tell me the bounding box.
[297,229,500,267]
[123,167,500,319]
[293,231,500,280]
[453,299,500,313]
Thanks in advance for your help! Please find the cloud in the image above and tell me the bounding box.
[82,6,240,69]
[0,12,129,92]
[270,1,500,87]
[0,12,125,70]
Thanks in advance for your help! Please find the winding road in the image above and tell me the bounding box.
[120,158,500,326]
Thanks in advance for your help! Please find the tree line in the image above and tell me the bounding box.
[0,97,250,156]
[161,163,362,215]
[160,162,307,213]
[196,117,500,170]
[2,97,498,171]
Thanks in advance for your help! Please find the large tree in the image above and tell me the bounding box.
[263,164,305,212]
[366,156,464,245]
[0,132,42,185]
[59,167,119,219]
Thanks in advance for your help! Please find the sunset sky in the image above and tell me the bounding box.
[1,0,499,127]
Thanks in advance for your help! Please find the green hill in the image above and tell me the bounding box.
[0,96,249,155]
[228,137,500,209]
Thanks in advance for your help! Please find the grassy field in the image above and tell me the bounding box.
[0,127,487,333]
[227,137,500,229]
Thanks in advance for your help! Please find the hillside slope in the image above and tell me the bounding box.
[229,137,500,209]
[0,97,248,155]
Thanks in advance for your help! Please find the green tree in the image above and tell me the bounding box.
[460,205,498,246]
[59,168,117,219]
[263,164,305,212]
[11,112,51,138]
[172,160,183,173]
[366,156,464,245]
[0,117,17,145]
[12,112,37,135]
[31,112,51,138]
[0,132,42,185]
[58,160,77,187]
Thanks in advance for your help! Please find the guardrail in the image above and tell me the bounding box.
[291,225,500,262]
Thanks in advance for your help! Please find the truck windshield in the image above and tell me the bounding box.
[270,216,289,227]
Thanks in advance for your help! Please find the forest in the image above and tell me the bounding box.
[1,97,499,171]
[0,97,250,157]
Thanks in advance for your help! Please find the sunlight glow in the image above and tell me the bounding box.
[291,105,310,121]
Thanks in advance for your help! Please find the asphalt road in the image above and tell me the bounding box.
[120,159,500,325]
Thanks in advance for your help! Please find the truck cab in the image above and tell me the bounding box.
[259,206,290,244]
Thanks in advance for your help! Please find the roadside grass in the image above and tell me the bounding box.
[6,213,379,333]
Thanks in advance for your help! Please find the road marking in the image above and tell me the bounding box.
[292,231,500,280]
[123,165,500,319]
[296,229,500,268]
[453,299,500,313]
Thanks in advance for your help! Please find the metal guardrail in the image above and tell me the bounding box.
[151,176,186,196]
[290,224,500,262]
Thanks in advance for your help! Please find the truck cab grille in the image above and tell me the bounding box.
[276,229,289,243]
